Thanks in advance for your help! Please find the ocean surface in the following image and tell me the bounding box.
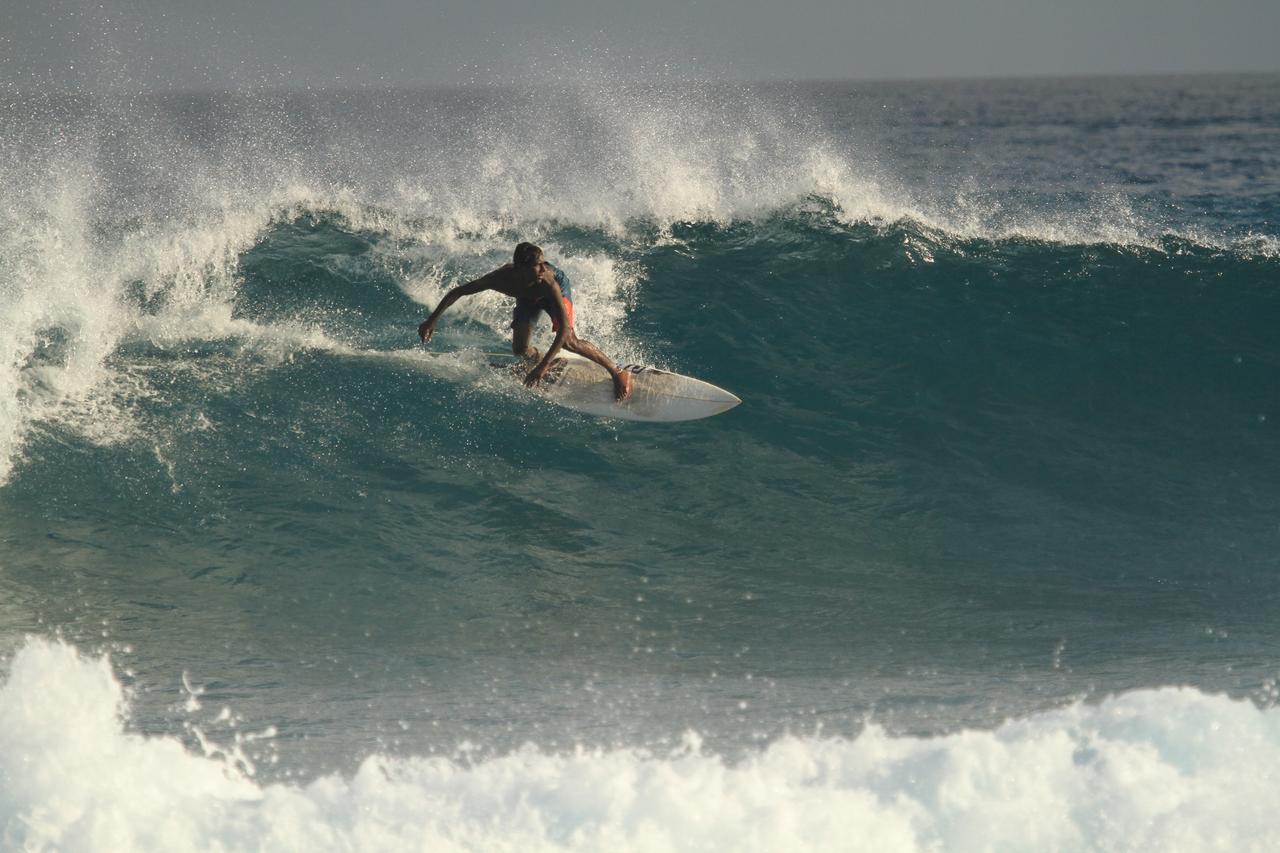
[2,74,1279,850]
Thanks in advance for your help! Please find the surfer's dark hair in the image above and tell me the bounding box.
[513,242,543,266]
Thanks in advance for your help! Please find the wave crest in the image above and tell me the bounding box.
[3,637,1278,852]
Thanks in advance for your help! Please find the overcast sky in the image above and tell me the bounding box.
[3,0,1278,89]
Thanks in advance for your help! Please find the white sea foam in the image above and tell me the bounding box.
[0,169,651,486]
[1,84,1270,486]
[0,185,287,485]
[2,636,1278,852]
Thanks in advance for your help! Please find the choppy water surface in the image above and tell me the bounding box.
[2,75,1279,850]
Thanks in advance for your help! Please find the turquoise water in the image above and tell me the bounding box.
[2,76,1279,849]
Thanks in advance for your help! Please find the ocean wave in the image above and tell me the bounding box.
[4,84,1275,253]
[2,76,1276,488]
[2,180,1276,490]
[2,637,1278,852]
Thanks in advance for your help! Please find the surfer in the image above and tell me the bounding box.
[418,242,633,401]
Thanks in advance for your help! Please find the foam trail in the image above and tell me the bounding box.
[0,189,280,485]
[2,637,1278,852]
[0,179,126,483]
[2,77,1270,486]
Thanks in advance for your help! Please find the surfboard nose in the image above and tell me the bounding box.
[667,377,740,418]
[697,386,741,416]
[706,386,741,405]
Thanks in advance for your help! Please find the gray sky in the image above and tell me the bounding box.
[3,0,1278,89]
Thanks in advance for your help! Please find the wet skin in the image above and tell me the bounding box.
[418,254,632,401]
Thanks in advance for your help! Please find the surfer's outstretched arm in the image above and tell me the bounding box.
[525,284,632,402]
[418,276,494,343]
[523,309,568,388]
[521,280,570,387]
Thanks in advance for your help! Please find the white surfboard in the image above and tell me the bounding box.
[494,351,741,422]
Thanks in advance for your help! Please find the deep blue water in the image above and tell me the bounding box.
[1,75,1279,849]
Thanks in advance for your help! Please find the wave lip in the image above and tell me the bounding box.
[3,637,1279,852]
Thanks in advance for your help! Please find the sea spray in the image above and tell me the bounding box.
[1,75,1278,851]
[3,638,1280,852]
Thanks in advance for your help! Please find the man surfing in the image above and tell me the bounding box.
[417,242,633,401]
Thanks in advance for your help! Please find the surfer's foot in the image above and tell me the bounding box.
[613,369,633,402]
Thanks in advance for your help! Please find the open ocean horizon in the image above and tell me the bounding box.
[2,73,1279,850]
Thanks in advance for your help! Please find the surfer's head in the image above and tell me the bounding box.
[513,242,543,268]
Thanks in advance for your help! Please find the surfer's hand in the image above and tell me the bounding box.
[524,365,547,388]
[418,320,435,343]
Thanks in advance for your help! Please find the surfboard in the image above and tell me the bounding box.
[493,351,741,422]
